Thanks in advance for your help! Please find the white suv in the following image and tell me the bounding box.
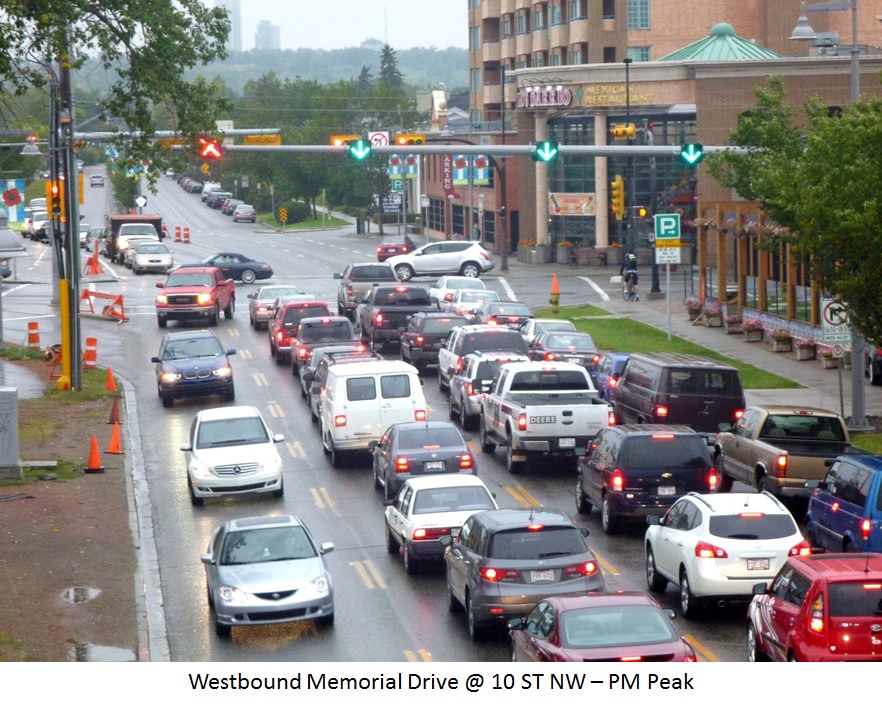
[385,241,494,282]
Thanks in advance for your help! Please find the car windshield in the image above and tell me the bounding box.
[195,417,269,448]
[488,303,532,316]
[165,273,213,287]
[829,583,882,617]
[259,286,300,302]
[708,513,798,540]
[300,321,352,342]
[412,486,495,515]
[422,318,465,334]
[544,333,596,351]
[460,291,498,303]
[488,526,586,560]
[220,526,316,566]
[619,436,711,471]
[161,337,224,360]
[559,604,678,649]
[136,244,168,254]
[397,426,464,451]
[119,226,156,236]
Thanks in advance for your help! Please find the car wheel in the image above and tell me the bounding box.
[715,455,733,492]
[747,623,768,662]
[274,349,286,366]
[448,392,458,420]
[646,546,668,592]
[241,269,256,284]
[394,264,414,282]
[679,570,700,619]
[462,412,478,432]
[466,594,486,642]
[575,473,592,514]
[438,369,448,393]
[384,479,397,502]
[208,304,219,327]
[213,611,231,638]
[844,539,859,553]
[134,267,142,275]
[321,422,331,455]
[459,262,481,278]
[445,571,461,612]
[506,438,524,474]
[385,522,399,554]
[315,613,334,629]
[509,643,518,662]
[157,317,167,328]
[330,442,344,468]
[224,386,235,402]
[272,479,284,499]
[601,494,617,534]
[787,652,798,662]
[757,474,771,495]
[269,340,276,357]
[223,297,234,320]
[160,388,173,408]
[479,416,496,453]
[403,545,418,575]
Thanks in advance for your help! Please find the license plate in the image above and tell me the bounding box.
[747,558,770,571]
[658,486,675,496]
[559,438,576,448]
[531,569,554,582]
[566,357,581,363]
[425,461,445,471]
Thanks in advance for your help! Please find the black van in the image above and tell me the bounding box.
[610,353,745,433]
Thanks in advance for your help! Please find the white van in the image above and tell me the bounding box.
[201,182,222,202]
[320,360,426,468]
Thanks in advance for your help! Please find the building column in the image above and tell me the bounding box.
[594,113,609,248]
[535,113,549,246]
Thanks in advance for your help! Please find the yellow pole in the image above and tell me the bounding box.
[56,281,71,391]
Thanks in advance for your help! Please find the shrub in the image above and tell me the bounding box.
[684,296,703,312]
[770,328,792,340]
[740,319,763,332]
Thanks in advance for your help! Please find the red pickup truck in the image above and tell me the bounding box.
[155,266,235,328]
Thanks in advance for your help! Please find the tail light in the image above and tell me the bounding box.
[545,352,556,361]
[455,358,464,372]
[334,414,347,427]
[809,595,824,633]
[480,567,521,582]
[608,411,616,425]
[347,285,353,298]
[517,413,527,431]
[444,293,454,301]
[735,409,745,419]
[412,527,451,540]
[414,409,427,421]
[299,347,308,358]
[276,331,284,342]
[775,454,788,478]
[395,456,409,473]
[610,469,624,491]
[563,561,598,578]
[789,539,812,557]
[414,336,424,346]
[708,471,719,491]
[654,405,668,418]
[376,247,382,253]
[257,306,268,314]
[458,305,468,315]
[375,313,384,325]
[608,377,618,388]
[695,541,727,558]
[460,454,473,469]
[480,252,489,261]
[592,354,601,365]
[356,344,365,352]
[487,319,498,325]
[466,383,475,396]
[862,519,872,543]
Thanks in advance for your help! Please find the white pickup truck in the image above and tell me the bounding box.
[478,361,613,474]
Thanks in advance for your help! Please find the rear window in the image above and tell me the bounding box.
[349,265,396,280]
[376,288,431,305]
[664,369,742,396]
[398,426,464,450]
[708,513,798,540]
[619,435,711,471]
[461,331,528,355]
[476,359,517,381]
[509,370,590,391]
[346,377,377,401]
[422,317,464,334]
[559,605,678,649]
[300,321,353,342]
[412,486,495,515]
[759,415,846,442]
[488,526,586,560]
[447,279,486,291]
[283,305,330,327]
[380,373,411,399]
[544,333,596,351]
[487,303,532,316]
[828,582,882,617]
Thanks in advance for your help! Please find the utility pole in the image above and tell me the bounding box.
[624,58,635,253]
[499,63,509,271]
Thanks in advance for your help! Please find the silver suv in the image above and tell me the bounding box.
[386,241,495,282]
[449,351,529,430]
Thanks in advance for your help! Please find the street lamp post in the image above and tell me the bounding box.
[623,58,635,253]
[791,0,869,430]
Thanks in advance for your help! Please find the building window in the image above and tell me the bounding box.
[517,12,529,35]
[627,0,650,29]
[518,57,530,69]
[426,198,445,233]
[470,67,483,92]
[603,46,616,63]
[502,14,513,38]
[569,0,586,20]
[534,5,545,30]
[627,46,651,62]
[570,47,582,64]
[551,3,562,26]
[470,25,481,49]
[552,52,563,66]
[602,0,615,20]
[483,210,496,245]
[534,51,547,67]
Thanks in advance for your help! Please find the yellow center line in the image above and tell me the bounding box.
[253,372,268,386]
[309,488,325,509]
[350,561,375,589]
[238,349,252,360]
[590,550,619,576]
[404,649,432,662]
[267,402,285,418]
[227,328,240,337]
[286,441,305,458]
[684,634,719,662]
[504,486,531,507]
[319,487,335,511]
[363,559,387,590]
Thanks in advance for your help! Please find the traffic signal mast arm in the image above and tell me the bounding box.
[211,144,748,157]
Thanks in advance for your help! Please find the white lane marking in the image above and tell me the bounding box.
[580,275,610,302]
[2,283,31,297]
[499,277,517,301]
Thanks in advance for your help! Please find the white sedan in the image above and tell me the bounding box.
[518,317,577,345]
[444,288,500,316]
[644,492,811,619]
[384,475,497,574]
[429,275,487,307]
[131,241,174,275]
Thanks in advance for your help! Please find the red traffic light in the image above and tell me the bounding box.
[198,137,223,159]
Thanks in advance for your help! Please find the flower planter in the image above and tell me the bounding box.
[724,320,743,334]
[820,356,839,369]
[606,248,624,266]
[556,246,573,263]
[745,330,764,343]
[795,346,816,361]
[704,314,722,328]
[769,338,792,353]
[687,309,702,321]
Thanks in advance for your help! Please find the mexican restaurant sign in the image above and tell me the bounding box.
[516,87,573,109]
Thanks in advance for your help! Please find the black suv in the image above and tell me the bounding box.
[399,311,469,371]
[150,329,236,408]
[290,316,358,377]
[576,424,718,534]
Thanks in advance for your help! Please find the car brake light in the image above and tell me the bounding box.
[395,456,409,473]
[412,527,450,540]
[694,541,727,558]
[321,317,330,323]
[276,331,284,341]
[809,595,824,633]
[375,313,383,324]
[608,377,618,387]
[654,405,668,418]
[415,336,424,346]
[356,344,365,351]
[414,409,427,421]
[487,320,498,325]
[458,306,468,315]
[480,252,489,261]
[527,524,544,531]
[480,567,521,582]
[466,383,475,396]
[376,247,382,252]
[775,454,788,478]
[396,287,408,292]
[347,285,353,297]
[608,411,616,426]
[334,414,346,427]
[862,519,872,543]
[563,561,598,577]
[708,471,719,490]
[445,293,454,301]
[455,358,464,372]
[257,306,268,313]
[735,409,745,419]
[460,454,473,469]
[299,348,308,358]
[789,539,812,557]
[610,469,624,491]
[517,413,527,431]
[592,354,601,365]
[545,352,556,361]
[620,656,643,662]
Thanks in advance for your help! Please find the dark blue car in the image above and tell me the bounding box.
[151,329,236,408]
[589,352,630,402]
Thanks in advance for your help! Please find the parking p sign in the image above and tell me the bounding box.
[654,213,680,240]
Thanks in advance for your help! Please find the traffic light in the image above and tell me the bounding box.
[330,134,362,147]
[636,205,648,218]
[530,140,559,163]
[610,175,625,221]
[395,133,425,146]
[610,123,637,140]
[198,137,223,159]
[679,143,704,166]
[46,179,65,220]
[347,139,372,161]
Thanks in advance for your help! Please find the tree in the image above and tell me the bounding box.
[378,45,404,90]
[357,66,374,93]
[0,1,230,169]
[707,76,882,345]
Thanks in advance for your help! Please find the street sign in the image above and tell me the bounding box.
[420,194,430,208]
[656,247,681,264]
[655,239,681,248]
[382,194,400,213]
[368,131,389,147]
[821,297,852,344]
[279,207,288,224]
[201,163,210,174]
[243,134,282,146]
[134,195,147,208]
[832,344,844,358]
[654,213,681,239]
[390,178,403,192]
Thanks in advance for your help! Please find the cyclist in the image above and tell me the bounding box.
[620,251,639,301]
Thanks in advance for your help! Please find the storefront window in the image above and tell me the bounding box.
[483,210,496,245]
[452,205,466,239]
[425,198,445,233]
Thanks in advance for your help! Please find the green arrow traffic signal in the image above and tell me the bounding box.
[679,143,704,166]
[347,139,372,161]
[531,140,559,163]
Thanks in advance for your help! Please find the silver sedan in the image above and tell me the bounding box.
[247,284,302,330]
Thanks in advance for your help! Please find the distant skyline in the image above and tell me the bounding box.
[227,0,467,51]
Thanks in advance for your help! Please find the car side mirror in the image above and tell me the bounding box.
[647,515,661,526]
[447,367,455,376]
[507,618,525,631]
[805,479,820,490]
[383,498,395,507]
[226,278,234,285]
[752,583,768,596]
[226,349,236,356]
[272,433,285,443]
[368,440,378,450]
[718,422,733,432]
[247,293,255,299]
[303,372,314,384]
[579,526,590,538]
[199,554,215,566]
[155,282,164,289]
[320,542,335,555]
[179,442,192,452]
[438,535,453,547]
[333,273,342,279]
[663,609,677,621]
[150,356,160,363]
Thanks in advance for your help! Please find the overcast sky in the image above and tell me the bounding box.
[236,0,468,51]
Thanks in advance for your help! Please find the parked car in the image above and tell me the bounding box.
[371,420,475,500]
[221,198,243,215]
[89,174,104,187]
[645,492,810,618]
[201,514,334,637]
[386,241,495,282]
[518,318,577,346]
[180,406,284,505]
[444,289,500,316]
[200,252,273,283]
[448,351,530,431]
[151,329,235,407]
[470,300,534,328]
[865,346,882,386]
[232,204,256,223]
[441,508,605,641]
[747,552,882,662]
[507,593,696,662]
[247,285,302,330]
[131,241,174,275]
[526,331,600,368]
[428,275,487,307]
[383,475,498,574]
[376,234,417,262]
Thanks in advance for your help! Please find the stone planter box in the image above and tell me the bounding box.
[687,309,702,321]
[745,329,764,343]
[795,345,816,361]
[769,337,792,353]
[724,320,743,334]
[704,314,723,328]
[556,246,574,263]
[606,248,624,266]
[820,355,839,369]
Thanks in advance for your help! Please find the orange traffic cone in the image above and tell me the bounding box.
[107,395,121,425]
[106,422,123,455]
[106,367,117,392]
[551,274,560,296]
[85,435,105,473]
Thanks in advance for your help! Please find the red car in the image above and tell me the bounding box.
[508,593,696,662]
[376,235,416,262]
[268,300,331,364]
[747,552,882,662]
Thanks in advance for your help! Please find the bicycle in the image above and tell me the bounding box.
[622,274,637,301]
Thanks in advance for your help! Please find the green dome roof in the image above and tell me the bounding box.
[659,23,782,62]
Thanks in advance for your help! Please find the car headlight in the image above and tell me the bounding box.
[197,293,212,305]
[212,366,232,378]
[119,241,129,250]
[156,295,167,304]
[160,372,181,383]
[189,459,214,479]
[219,586,248,603]
[311,576,330,593]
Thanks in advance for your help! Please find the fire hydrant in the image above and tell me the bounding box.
[549,274,561,314]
